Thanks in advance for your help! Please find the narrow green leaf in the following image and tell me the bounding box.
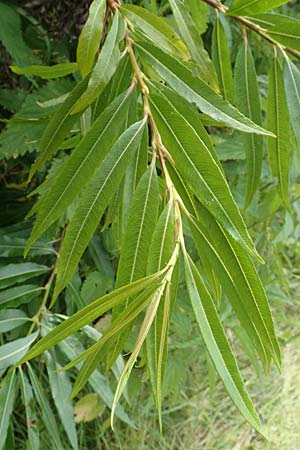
[0,332,38,370]
[77,0,107,77]
[228,0,289,16]
[0,263,49,290]
[284,56,300,150]
[28,76,89,180]
[10,63,78,79]
[149,87,261,261]
[72,11,124,114]
[26,89,133,251]
[54,119,146,299]
[0,370,17,450]
[121,5,189,60]
[184,254,264,434]
[234,38,263,207]
[45,350,78,450]
[250,14,300,51]
[267,55,290,208]
[167,0,218,89]
[27,364,63,450]
[136,40,274,135]
[212,16,234,101]
[19,369,40,450]
[186,0,209,34]
[0,235,55,257]
[0,285,42,308]
[0,309,29,333]
[19,271,165,364]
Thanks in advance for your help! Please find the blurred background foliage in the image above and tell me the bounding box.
[0,0,300,449]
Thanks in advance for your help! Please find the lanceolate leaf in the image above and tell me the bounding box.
[149,88,261,260]
[168,0,218,89]
[284,56,300,150]
[19,369,40,450]
[189,203,281,368]
[77,0,107,77]
[26,89,133,251]
[0,263,49,290]
[121,5,189,60]
[28,76,89,181]
[10,63,78,79]
[267,55,290,208]
[20,271,166,363]
[234,39,263,207]
[212,16,234,101]
[54,119,146,299]
[27,364,63,450]
[0,370,17,450]
[72,11,125,114]
[0,285,43,308]
[184,254,264,434]
[250,14,300,51]
[136,40,273,135]
[0,332,38,371]
[0,309,28,333]
[228,0,289,16]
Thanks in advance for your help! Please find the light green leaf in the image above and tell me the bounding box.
[228,0,289,16]
[0,332,38,370]
[136,40,273,135]
[72,11,125,114]
[184,254,264,435]
[284,56,300,150]
[0,309,29,333]
[149,87,261,260]
[77,0,107,77]
[0,285,43,308]
[267,55,290,208]
[45,350,78,450]
[212,16,234,101]
[234,38,263,207]
[10,63,78,79]
[19,271,165,363]
[186,0,209,34]
[121,5,189,60]
[0,263,49,290]
[26,89,133,251]
[168,0,218,89]
[0,370,17,450]
[19,369,40,450]
[27,364,63,450]
[28,76,89,181]
[54,119,146,299]
[250,14,300,51]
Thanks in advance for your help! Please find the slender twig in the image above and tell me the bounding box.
[202,0,300,60]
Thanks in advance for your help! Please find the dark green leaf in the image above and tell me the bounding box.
[19,369,40,450]
[0,264,49,290]
[0,370,17,450]
[0,309,29,333]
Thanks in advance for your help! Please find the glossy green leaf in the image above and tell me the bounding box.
[121,5,189,60]
[228,0,289,16]
[250,14,300,51]
[184,254,264,435]
[267,55,290,208]
[0,285,43,308]
[284,56,300,150]
[234,39,263,207]
[149,87,261,260]
[0,309,29,333]
[0,263,49,290]
[27,364,63,450]
[28,76,89,181]
[54,119,146,299]
[20,271,165,363]
[0,370,17,450]
[136,40,273,135]
[19,369,40,450]
[77,0,106,77]
[212,16,233,101]
[72,11,124,114]
[168,0,218,89]
[10,63,78,79]
[26,89,133,251]
[45,350,78,450]
[0,332,38,370]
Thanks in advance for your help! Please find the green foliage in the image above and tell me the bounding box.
[1,0,300,447]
